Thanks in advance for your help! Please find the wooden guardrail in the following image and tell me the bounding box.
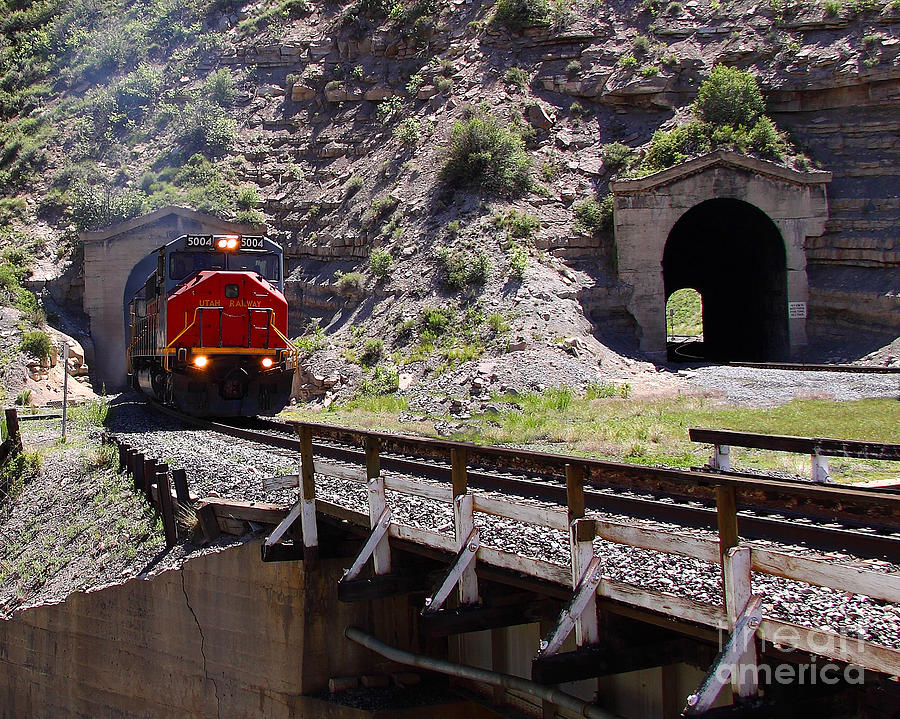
[689,428,900,484]
[108,438,191,549]
[291,421,900,527]
[250,421,900,695]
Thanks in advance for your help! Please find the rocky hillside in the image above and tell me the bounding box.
[0,0,897,400]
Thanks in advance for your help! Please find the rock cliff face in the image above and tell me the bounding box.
[208,0,897,361]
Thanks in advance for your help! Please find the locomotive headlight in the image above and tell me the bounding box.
[216,238,228,249]
[194,355,209,368]
[261,357,274,369]
[226,238,238,249]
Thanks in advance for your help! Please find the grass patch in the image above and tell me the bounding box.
[283,395,899,483]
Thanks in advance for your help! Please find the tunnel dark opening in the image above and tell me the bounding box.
[663,198,789,362]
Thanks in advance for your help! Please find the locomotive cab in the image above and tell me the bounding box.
[127,234,297,416]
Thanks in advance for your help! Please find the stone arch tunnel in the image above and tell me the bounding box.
[81,207,263,391]
[662,198,790,362]
[610,151,832,363]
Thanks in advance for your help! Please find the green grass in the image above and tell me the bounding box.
[281,394,899,483]
[667,288,703,336]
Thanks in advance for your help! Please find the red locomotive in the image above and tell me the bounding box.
[127,234,296,416]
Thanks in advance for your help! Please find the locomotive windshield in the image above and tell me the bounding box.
[228,253,280,282]
[169,252,226,280]
[168,251,280,283]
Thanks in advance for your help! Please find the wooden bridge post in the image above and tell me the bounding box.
[298,425,319,559]
[365,436,391,576]
[567,464,598,646]
[711,444,731,472]
[715,485,739,564]
[451,447,478,605]
[172,468,190,504]
[723,546,759,701]
[4,408,21,452]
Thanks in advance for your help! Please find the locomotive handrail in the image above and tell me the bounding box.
[162,305,298,371]
[164,306,219,371]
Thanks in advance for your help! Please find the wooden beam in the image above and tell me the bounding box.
[4,407,20,451]
[690,428,900,462]
[196,502,221,542]
[532,639,685,685]
[421,598,559,638]
[260,542,305,563]
[172,468,190,504]
[337,573,422,603]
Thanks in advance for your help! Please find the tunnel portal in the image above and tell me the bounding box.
[663,198,789,362]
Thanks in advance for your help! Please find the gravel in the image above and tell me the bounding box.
[106,397,900,654]
[678,365,899,407]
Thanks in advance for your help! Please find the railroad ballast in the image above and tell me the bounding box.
[126,234,296,416]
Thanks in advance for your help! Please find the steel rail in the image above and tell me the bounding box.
[143,402,900,561]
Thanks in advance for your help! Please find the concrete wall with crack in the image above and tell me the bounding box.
[0,542,397,718]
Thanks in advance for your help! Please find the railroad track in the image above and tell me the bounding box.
[144,401,900,562]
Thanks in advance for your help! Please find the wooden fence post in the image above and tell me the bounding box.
[298,425,319,559]
[4,408,21,452]
[157,463,177,548]
[566,464,598,646]
[365,436,391,576]
[450,447,477,605]
[143,457,157,504]
[172,468,190,504]
[715,485,739,564]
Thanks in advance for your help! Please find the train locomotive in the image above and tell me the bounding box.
[127,233,297,416]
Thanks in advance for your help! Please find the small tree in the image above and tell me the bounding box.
[441,113,531,197]
[693,65,765,128]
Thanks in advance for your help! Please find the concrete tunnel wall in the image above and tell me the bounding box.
[610,151,831,362]
[81,207,263,391]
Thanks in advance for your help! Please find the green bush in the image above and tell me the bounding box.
[493,0,550,29]
[71,182,146,231]
[573,195,614,233]
[20,330,52,360]
[362,194,399,228]
[507,245,528,279]
[496,208,540,239]
[644,122,712,171]
[602,142,633,174]
[0,451,41,503]
[692,65,765,129]
[358,365,399,396]
[747,116,785,160]
[370,249,394,278]
[395,117,421,146]
[177,100,237,156]
[441,112,531,197]
[205,68,236,106]
[335,271,364,294]
[504,67,530,89]
[437,246,491,289]
[236,185,259,210]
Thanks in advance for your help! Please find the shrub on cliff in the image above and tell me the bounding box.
[693,65,765,129]
[493,0,550,29]
[441,112,531,196]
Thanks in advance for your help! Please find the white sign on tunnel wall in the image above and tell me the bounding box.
[788,302,807,319]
